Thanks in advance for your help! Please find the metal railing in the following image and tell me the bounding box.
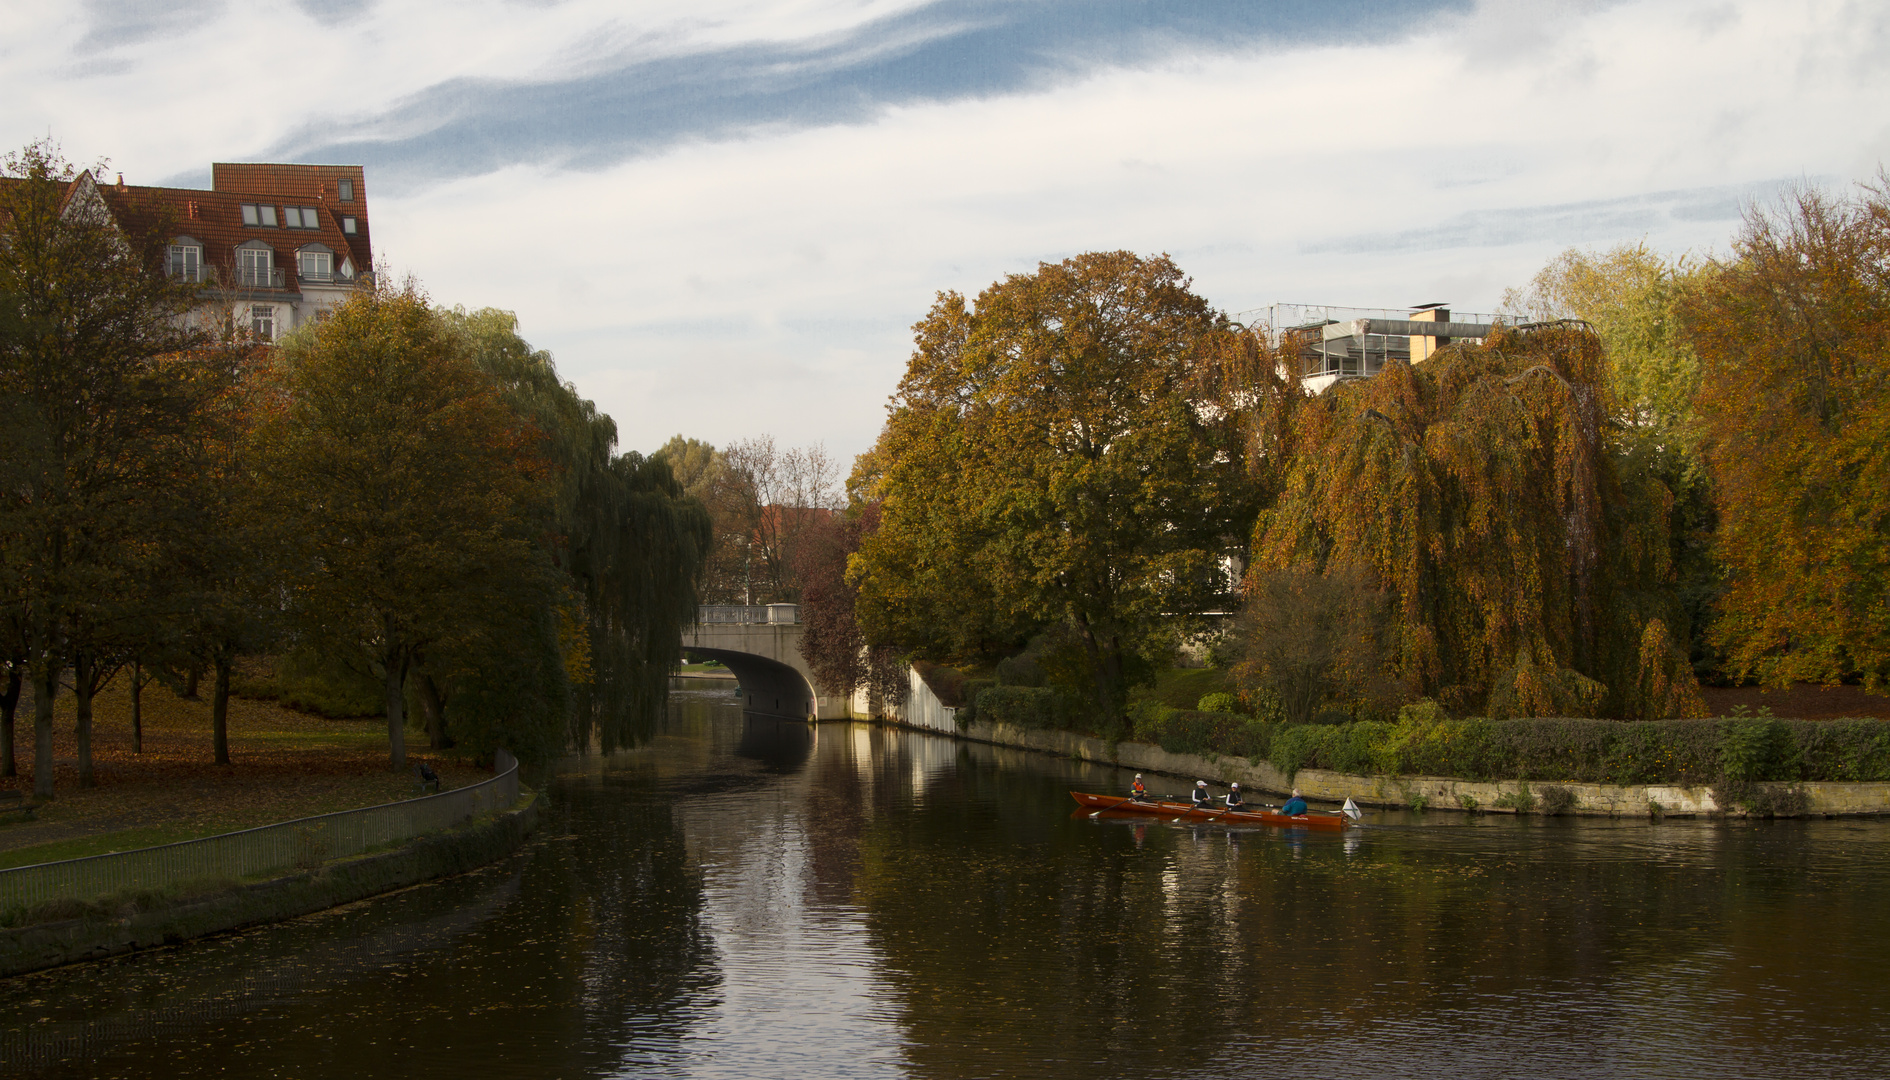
[0,752,521,911]
[696,604,799,625]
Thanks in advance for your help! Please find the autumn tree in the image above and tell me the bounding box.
[1506,243,1722,675]
[1242,322,1703,720]
[851,252,1256,727]
[794,505,907,710]
[1686,182,1890,691]
[0,141,228,795]
[252,285,546,768]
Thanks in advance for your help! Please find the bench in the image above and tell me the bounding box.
[0,789,36,821]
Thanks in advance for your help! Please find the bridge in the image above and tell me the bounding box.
[680,605,954,732]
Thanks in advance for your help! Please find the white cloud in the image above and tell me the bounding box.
[6,0,1888,464]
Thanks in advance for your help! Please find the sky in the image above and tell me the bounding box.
[6,0,1889,466]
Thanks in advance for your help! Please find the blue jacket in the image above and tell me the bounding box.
[1281,796,1308,816]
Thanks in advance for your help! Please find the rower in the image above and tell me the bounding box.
[1281,788,1308,816]
[1223,783,1245,811]
[1130,774,1148,800]
[1191,780,1213,810]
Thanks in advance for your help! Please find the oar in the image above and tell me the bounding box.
[1088,794,1145,817]
[1173,803,1229,823]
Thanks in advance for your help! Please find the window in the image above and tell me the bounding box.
[283,206,321,229]
[168,242,202,282]
[237,245,274,287]
[250,305,276,341]
[337,178,354,202]
[298,248,333,282]
[240,203,278,228]
[341,216,357,235]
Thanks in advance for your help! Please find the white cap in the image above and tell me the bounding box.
[1230,783,1239,789]
[1197,780,1207,787]
[1134,774,1142,779]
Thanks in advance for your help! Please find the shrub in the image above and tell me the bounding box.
[1197,691,1238,714]
[1719,717,1798,781]
[1713,780,1810,817]
[973,685,1069,730]
[955,679,998,724]
[1538,785,1577,815]
[1493,783,1537,813]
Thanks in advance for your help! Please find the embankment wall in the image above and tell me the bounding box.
[0,794,537,979]
[946,720,1890,818]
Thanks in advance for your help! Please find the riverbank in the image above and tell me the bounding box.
[0,677,487,868]
[944,718,1890,817]
[0,791,538,979]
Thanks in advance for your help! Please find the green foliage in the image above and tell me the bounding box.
[972,685,1072,731]
[852,252,1258,722]
[1492,783,1537,813]
[1133,705,1271,761]
[236,647,382,719]
[954,678,997,725]
[1196,691,1238,713]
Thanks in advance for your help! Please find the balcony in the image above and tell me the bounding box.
[235,266,285,289]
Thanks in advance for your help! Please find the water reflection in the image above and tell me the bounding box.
[3,683,1889,1079]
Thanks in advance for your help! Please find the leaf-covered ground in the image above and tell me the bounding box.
[0,678,488,869]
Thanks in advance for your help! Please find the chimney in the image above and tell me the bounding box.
[115,172,126,192]
[186,200,198,219]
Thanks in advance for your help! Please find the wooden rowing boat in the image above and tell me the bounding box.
[1070,790,1355,831]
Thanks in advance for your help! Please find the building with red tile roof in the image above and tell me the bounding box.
[25,162,374,343]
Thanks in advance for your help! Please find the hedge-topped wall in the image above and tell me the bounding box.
[1123,700,1890,785]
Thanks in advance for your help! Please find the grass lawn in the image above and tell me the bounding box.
[0,676,489,870]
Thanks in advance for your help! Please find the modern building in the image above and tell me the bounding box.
[54,162,373,342]
[1258,303,1503,394]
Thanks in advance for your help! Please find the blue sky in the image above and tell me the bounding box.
[8,1,1889,465]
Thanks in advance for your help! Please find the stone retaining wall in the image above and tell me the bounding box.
[0,794,538,979]
[948,720,1890,817]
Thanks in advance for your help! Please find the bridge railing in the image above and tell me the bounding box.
[0,751,522,911]
[697,604,799,625]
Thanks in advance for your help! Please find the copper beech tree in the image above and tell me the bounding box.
[1238,323,1705,721]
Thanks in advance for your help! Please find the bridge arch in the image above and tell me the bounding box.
[682,606,851,720]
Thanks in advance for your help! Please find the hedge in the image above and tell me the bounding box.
[1283,713,1890,784]
[1136,700,1890,785]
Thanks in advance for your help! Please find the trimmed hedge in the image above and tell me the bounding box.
[1270,713,1890,784]
[1128,699,1890,785]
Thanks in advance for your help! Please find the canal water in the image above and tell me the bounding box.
[4,682,1889,1078]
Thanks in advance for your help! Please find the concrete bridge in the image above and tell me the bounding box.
[680,605,954,732]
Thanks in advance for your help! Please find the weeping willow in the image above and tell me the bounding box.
[1243,323,1703,720]
[450,309,711,754]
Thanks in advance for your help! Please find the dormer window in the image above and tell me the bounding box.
[241,203,277,228]
[337,178,354,202]
[236,241,275,288]
[168,239,204,283]
[298,245,334,283]
[283,206,321,229]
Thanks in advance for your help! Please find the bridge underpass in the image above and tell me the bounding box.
[682,606,850,720]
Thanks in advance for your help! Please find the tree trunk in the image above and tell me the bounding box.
[0,666,19,777]
[416,671,451,749]
[212,652,231,765]
[384,651,408,769]
[130,660,143,754]
[182,664,200,700]
[32,659,57,800]
[74,651,95,788]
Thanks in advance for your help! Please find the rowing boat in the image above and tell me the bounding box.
[1070,790,1356,831]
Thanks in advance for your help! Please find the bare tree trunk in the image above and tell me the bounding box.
[73,652,95,788]
[130,660,143,754]
[0,666,19,777]
[182,664,200,700]
[212,652,231,765]
[32,658,57,800]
